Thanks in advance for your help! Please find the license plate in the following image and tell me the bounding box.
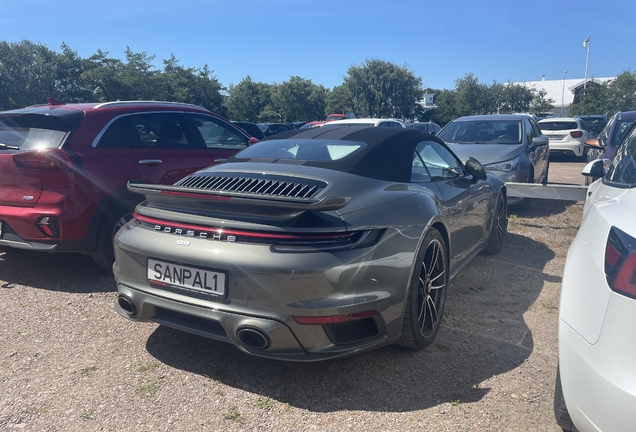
[147,258,226,297]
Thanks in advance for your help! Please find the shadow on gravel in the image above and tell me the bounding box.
[0,249,113,293]
[144,232,553,413]
[509,199,578,218]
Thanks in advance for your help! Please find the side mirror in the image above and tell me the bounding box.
[582,158,608,178]
[248,137,259,145]
[532,136,549,147]
[464,157,487,180]
[585,138,602,148]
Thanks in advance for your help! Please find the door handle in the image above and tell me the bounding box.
[139,159,162,165]
[214,158,227,163]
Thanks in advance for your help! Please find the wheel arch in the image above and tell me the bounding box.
[85,185,144,252]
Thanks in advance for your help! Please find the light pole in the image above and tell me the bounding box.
[561,70,568,116]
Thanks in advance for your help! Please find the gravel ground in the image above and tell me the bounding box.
[0,159,586,431]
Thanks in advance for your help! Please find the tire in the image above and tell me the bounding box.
[482,193,507,255]
[398,227,448,350]
[91,200,139,270]
[554,366,579,431]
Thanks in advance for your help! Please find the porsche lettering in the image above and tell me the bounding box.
[152,224,236,241]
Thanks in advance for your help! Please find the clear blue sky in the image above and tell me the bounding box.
[2,0,635,91]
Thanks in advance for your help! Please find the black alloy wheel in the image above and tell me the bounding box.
[399,228,448,349]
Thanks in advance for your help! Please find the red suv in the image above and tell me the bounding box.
[0,99,254,269]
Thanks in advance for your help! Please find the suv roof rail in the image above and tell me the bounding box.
[93,100,206,110]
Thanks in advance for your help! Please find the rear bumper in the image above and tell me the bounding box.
[558,293,636,431]
[115,283,393,362]
[0,204,91,253]
[548,141,585,157]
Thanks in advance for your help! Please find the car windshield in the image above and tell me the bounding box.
[437,120,522,144]
[233,139,366,161]
[538,121,578,131]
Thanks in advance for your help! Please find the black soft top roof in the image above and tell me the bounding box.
[228,126,448,183]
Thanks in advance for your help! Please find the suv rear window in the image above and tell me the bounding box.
[0,115,71,151]
[233,139,365,161]
[538,121,578,131]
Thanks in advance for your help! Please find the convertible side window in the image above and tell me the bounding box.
[414,141,464,181]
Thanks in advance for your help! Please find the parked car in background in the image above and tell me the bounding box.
[583,111,636,184]
[575,115,608,137]
[555,132,636,432]
[405,121,441,135]
[537,117,594,160]
[300,121,324,129]
[257,122,295,137]
[585,111,636,163]
[231,121,265,140]
[437,114,550,207]
[0,99,253,269]
[322,118,406,128]
[325,113,346,122]
[113,126,507,360]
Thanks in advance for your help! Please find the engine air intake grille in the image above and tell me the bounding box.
[174,173,327,199]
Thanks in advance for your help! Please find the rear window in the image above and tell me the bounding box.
[0,115,71,152]
[538,121,578,131]
[233,139,365,161]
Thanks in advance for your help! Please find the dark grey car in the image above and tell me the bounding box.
[437,114,550,207]
[113,127,507,361]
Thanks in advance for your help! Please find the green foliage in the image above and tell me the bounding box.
[325,84,355,117]
[345,59,423,118]
[10,39,629,125]
[569,71,636,117]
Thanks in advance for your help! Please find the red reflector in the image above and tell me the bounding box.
[160,190,232,201]
[614,253,636,297]
[149,279,167,287]
[293,310,378,325]
[570,131,583,138]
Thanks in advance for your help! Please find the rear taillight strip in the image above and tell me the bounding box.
[133,212,353,241]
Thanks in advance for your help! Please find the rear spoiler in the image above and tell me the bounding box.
[127,180,350,218]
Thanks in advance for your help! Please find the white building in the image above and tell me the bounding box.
[515,76,615,117]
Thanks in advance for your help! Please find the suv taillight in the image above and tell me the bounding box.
[570,131,583,138]
[13,149,74,171]
[605,227,636,299]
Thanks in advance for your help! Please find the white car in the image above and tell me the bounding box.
[322,118,406,128]
[555,127,636,431]
[538,117,594,160]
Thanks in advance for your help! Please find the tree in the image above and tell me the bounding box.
[345,59,423,118]
[0,41,69,110]
[454,73,489,116]
[529,88,555,115]
[325,84,355,117]
[161,57,225,115]
[606,71,636,113]
[226,76,272,121]
[276,76,327,122]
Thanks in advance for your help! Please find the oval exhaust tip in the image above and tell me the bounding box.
[117,295,137,317]
[236,327,270,351]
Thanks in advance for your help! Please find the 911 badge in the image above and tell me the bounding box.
[175,240,191,246]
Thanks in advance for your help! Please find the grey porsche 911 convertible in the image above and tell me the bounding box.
[113,126,507,361]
